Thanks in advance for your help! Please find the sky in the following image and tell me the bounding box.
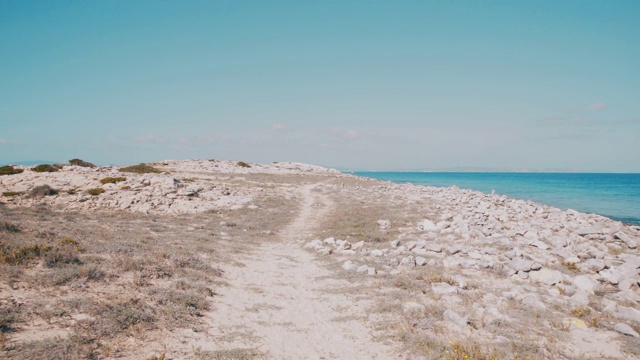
[1,1,639,172]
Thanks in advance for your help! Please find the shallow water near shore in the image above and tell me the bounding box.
[353,172,640,226]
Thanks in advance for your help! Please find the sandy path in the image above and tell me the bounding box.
[204,183,398,359]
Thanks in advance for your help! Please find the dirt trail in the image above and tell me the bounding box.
[202,183,398,359]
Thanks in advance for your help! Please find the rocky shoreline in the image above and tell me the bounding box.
[2,159,640,358]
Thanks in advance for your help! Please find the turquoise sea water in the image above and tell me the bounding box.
[353,172,640,226]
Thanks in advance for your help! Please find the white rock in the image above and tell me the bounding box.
[614,323,640,337]
[352,241,365,250]
[618,306,640,324]
[342,261,357,271]
[317,247,332,256]
[418,219,437,231]
[303,239,323,249]
[399,256,415,267]
[402,302,425,314]
[443,309,468,329]
[431,282,458,295]
[390,239,401,247]
[371,249,385,257]
[510,258,534,272]
[367,266,376,276]
[615,232,638,249]
[529,268,564,286]
[522,294,546,311]
[415,256,427,266]
[573,275,599,294]
[377,219,390,230]
[356,265,369,274]
[324,237,336,245]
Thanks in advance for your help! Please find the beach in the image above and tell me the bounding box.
[1,159,640,359]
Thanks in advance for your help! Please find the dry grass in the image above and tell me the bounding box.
[0,186,296,358]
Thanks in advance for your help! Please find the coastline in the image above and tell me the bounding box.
[1,159,640,358]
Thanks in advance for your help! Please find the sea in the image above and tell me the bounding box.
[352,172,640,226]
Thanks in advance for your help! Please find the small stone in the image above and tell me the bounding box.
[402,302,425,314]
[390,239,400,248]
[324,237,336,245]
[377,219,390,230]
[342,261,357,271]
[522,294,546,311]
[431,282,458,295]
[352,241,365,250]
[614,323,640,337]
[371,249,385,257]
[529,268,564,285]
[356,265,369,274]
[415,256,427,266]
[367,266,376,276]
[399,256,415,267]
[444,309,468,329]
[317,247,332,256]
[418,219,437,231]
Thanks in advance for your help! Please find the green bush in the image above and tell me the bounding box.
[236,161,251,168]
[87,188,105,196]
[2,191,23,197]
[100,177,126,185]
[0,165,24,176]
[69,158,96,168]
[32,164,61,173]
[119,163,161,174]
[28,185,58,198]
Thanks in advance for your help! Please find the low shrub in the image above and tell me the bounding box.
[100,177,126,185]
[119,163,161,174]
[2,191,23,197]
[69,158,96,168]
[28,185,58,198]
[0,222,21,233]
[87,188,105,196]
[0,165,23,176]
[236,161,251,168]
[32,164,61,173]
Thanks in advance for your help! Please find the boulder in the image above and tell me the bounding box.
[444,309,468,329]
[418,219,437,231]
[615,232,637,249]
[529,268,564,286]
[614,323,640,338]
[431,282,458,295]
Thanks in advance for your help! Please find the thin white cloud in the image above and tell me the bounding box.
[272,123,286,131]
[329,128,363,141]
[586,102,607,111]
[0,139,6,144]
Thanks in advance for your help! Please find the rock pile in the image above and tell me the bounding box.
[0,159,339,214]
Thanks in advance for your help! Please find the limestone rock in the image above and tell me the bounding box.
[444,309,468,329]
[418,219,437,231]
[431,282,458,295]
[399,256,415,267]
[402,302,425,314]
[377,219,390,230]
[614,323,640,337]
[529,268,564,286]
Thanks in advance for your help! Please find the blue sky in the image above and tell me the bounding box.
[1,1,638,171]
